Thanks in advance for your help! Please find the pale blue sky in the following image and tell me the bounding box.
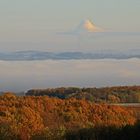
[0,0,140,52]
[0,0,140,31]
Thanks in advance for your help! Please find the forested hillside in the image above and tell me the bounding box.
[26,86,140,103]
[0,92,138,140]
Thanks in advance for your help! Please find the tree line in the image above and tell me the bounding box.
[26,86,140,103]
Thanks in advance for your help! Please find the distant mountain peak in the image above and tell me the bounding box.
[76,19,103,33]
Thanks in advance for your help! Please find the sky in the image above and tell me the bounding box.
[0,0,140,91]
[0,0,140,42]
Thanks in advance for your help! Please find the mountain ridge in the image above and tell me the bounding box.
[0,50,140,61]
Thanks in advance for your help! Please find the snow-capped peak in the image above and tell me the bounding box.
[76,19,103,32]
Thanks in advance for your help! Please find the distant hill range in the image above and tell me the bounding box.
[0,50,140,61]
[26,86,140,103]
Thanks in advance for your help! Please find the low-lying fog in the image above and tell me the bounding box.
[0,59,140,92]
